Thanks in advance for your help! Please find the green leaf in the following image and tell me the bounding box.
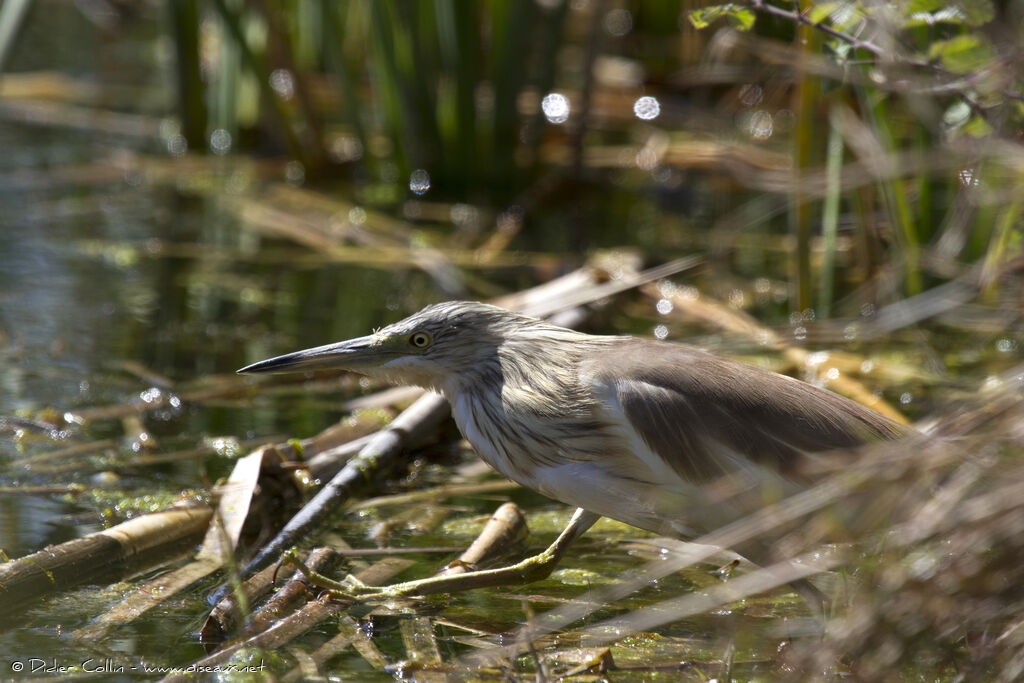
[829,3,864,30]
[688,4,756,31]
[904,0,946,14]
[963,114,993,138]
[958,0,995,25]
[807,2,841,24]
[927,34,993,74]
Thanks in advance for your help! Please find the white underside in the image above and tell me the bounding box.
[449,375,800,545]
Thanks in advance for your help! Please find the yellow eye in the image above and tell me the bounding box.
[410,332,432,348]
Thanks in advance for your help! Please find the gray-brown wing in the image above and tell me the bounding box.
[585,338,911,484]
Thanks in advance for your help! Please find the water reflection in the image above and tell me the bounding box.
[409,169,431,195]
[0,118,443,560]
[604,8,632,36]
[633,96,660,121]
[268,69,295,100]
[541,92,570,124]
[166,134,187,157]
[284,160,305,186]
[209,128,232,154]
[746,110,774,140]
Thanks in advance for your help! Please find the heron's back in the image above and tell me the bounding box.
[446,332,912,556]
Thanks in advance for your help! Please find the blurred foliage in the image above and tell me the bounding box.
[178,0,571,202]
[146,0,1024,311]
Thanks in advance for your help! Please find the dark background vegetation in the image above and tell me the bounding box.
[0,0,1022,679]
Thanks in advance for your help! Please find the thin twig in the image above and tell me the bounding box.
[746,0,1024,106]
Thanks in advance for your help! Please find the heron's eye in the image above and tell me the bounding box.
[410,332,432,348]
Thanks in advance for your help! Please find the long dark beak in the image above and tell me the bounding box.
[237,334,381,374]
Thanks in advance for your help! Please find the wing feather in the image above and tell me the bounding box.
[584,338,910,484]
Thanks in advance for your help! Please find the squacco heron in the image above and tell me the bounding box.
[239,301,909,601]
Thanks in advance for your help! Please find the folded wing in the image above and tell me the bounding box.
[586,338,910,485]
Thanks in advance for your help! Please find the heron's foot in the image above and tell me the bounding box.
[277,508,602,602]
[276,548,462,600]
[347,547,568,600]
[278,548,373,595]
[282,546,568,602]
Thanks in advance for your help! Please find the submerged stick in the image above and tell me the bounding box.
[435,502,529,578]
[235,547,345,641]
[167,558,415,682]
[221,391,452,594]
[273,503,530,681]
[200,554,301,647]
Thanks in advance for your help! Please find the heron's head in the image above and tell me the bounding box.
[238,301,546,392]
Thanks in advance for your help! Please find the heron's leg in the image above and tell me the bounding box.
[792,577,829,623]
[279,548,350,591]
[292,508,601,600]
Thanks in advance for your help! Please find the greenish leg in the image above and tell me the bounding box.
[279,548,350,591]
[285,508,601,600]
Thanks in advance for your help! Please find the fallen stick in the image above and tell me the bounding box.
[0,500,213,617]
[275,502,530,681]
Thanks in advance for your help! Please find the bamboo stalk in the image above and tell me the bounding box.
[0,500,213,616]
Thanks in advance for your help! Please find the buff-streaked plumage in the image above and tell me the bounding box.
[240,301,911,563]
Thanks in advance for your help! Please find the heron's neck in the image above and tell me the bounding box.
[442,330,613,410]
[442,332,620,488]
[436,354,502,400]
